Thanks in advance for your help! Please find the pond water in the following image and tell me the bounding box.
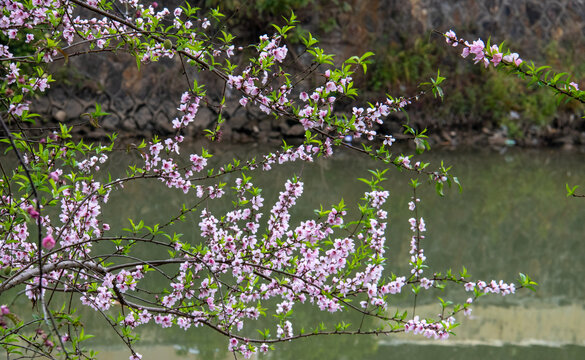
[6,143,585,359]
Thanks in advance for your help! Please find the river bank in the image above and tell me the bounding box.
[21,0,585,150]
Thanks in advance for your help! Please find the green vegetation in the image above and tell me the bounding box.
[368,36,584,139]
[203,0,585,139]
[206,0,314,17]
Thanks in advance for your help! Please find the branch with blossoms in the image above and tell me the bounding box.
[442,28,585,203]
[441,29,585,105]
[0,1,540,360]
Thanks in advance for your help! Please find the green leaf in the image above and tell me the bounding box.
[566,183,579,197]
[435,181,444,197]
[452,176,462,192]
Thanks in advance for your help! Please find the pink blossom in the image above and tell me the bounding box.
[464,282,475,291]
[445,30,458,46]
[461,46,470,58]
[42,235,56,250]
[486,44,501,64]
[177,317,191,330]
[468,39,485,63]
[383,135,395,147]
[8,102,29,116]
[154,314,173,328]
[272,46,288,62]
[325,81,337,93]
[397,155,411,168]
[138,310,151,324]
[503,52,522,66]
[226,45,235,57]
[228,337,238,351]
[48,171,59,181]
[34,78,50,92]
[420,277,433,289]
[26,205,40,219]
[227,75,243,89]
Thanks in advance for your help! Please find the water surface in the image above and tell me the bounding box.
[96,144,585,359]
[7,143,585,359]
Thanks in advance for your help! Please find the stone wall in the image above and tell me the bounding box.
[335,0,585,57]
[31,0,585,143]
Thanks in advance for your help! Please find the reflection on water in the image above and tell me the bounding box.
[97,343,585,360]
[11,142,585,359]
[388,303,585,346]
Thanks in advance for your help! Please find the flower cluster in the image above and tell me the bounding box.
[0,2,532,359]
[404,315,451,340]
[445,30,522,68]
[172,92,202,129]
[465,280,516,296]
[408,215,427,277]
[0,220,35,270]
[0,305,10,329]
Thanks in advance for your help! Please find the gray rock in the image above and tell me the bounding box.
[153,112,174,134]
[488,132,508,147]
[121,118,137,131]
[101,115,120,131]
[552,135,575,146]
[286,124,305,136]
[65,101,84,120]
[135,106,153,129]
[194,108,214,129]
[228,115,249,129]
[54,110,67,123]
[258,119,272,132]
